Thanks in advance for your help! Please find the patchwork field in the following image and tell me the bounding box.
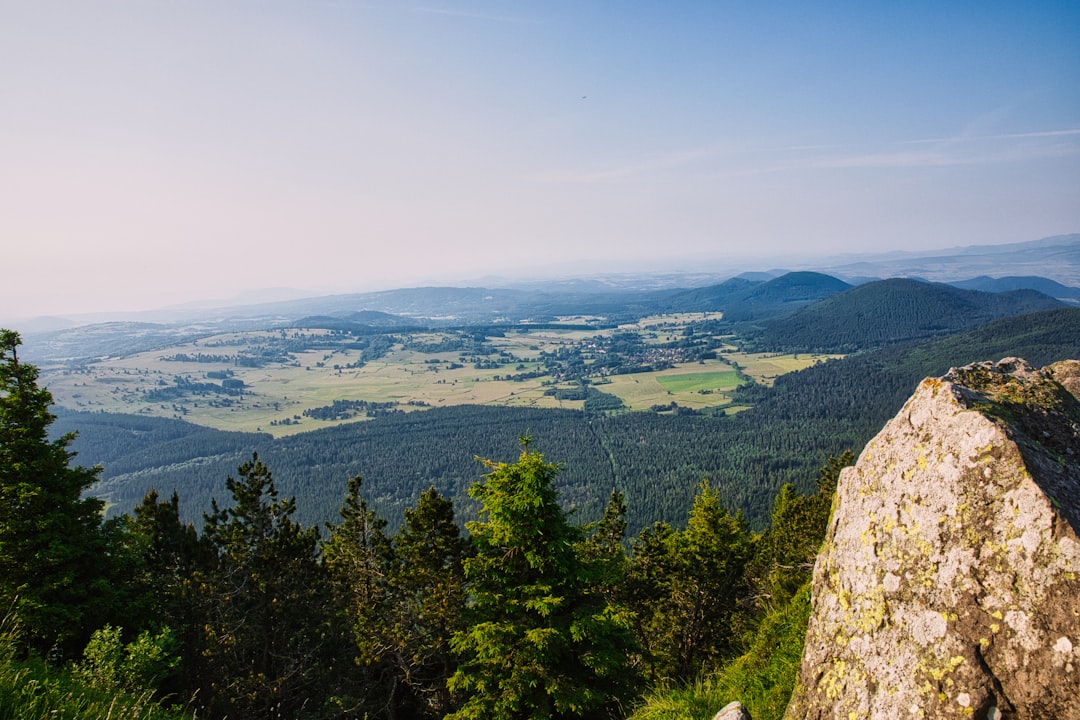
[42,319,836,437]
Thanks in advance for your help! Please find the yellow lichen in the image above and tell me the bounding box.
[820,659,849,700]
[855,588,887,633]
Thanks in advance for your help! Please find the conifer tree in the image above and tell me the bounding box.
[322,474,398,715]
[751,451,851,607]
[195,453,332,719]
[447,443,638,720]
[628,480,751,682]
[386,487,469,717]
[0,329,107,651]
[579,490,631,608]
[102,489,205,698]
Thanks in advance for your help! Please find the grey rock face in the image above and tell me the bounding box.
[784,358,1080,720]
[713,700,752,720]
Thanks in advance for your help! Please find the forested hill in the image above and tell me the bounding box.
[60,307,1080,537]
[743,279,1064,352]
[666,271,852,320]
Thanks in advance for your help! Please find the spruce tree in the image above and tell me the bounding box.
[195,453,332,719]
[627,481,752,682]
[0,329,107,652]
[447,443,638,720]
[322,474,399,715]
[386,487,469,717]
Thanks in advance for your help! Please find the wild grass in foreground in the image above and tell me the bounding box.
[0,621,189,720]
[630,583,811,720]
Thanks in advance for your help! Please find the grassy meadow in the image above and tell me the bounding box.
[42,320,835,437]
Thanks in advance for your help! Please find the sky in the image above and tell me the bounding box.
[2,1,1078,321]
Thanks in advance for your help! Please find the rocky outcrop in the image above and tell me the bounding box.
[784,358,1080,720]
[712,701,751,720]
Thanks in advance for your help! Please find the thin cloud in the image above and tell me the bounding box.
[901,128,1080,145]
[411,6,539,23]
[534,126,1080,185]
[815,128,1080,169]
[817,150,974,169]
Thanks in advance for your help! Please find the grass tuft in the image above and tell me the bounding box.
[629,583,811,720]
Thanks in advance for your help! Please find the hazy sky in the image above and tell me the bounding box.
[2,1,1078,320]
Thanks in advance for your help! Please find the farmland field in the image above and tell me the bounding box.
[41,318,836,436]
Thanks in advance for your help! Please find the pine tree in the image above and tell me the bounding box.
[101,489,205,698]
[322,474,399,716]
[751,450,851,607]
[447,443,638,720]
[195,453,332,719]
[386,487,469,718]
[0,329,107,652]
[628,480,752,682]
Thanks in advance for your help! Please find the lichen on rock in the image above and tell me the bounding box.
[784,358,1080,720]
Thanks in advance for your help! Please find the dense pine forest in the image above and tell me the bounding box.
[58,307,1080,536]
[4,304,1080,719]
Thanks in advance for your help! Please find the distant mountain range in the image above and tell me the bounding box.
[13,234,1079,335]
[946,275,1080,302]
[808,233,1080,285]
[14,234,1080,364]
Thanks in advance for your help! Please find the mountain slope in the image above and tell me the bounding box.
[747,279,1063,352]
[661,277,762,312]
[665,272,852,320]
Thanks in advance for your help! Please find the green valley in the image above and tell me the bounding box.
[41,316,833,437]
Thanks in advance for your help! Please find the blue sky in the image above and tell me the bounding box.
[2,1,1078,320]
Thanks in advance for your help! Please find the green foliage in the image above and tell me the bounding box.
[321,474,403,715]
[385,487,470,717]
[448,444,639,719]
[745,279,1064,353]
[628,583,812,720]
[0,610,188,720]
[580,490,631,604]
[0,330,108,652]
[76,625,179,695]
[627,481,752,683]
[323,475,394,663]
[629,451,847,720]
[751,451,851,607]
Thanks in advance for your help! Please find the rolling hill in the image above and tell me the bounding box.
[666,271,853,320]
[745,279,1064,352]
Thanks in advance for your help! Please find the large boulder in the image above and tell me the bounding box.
[784,358,1080,719]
